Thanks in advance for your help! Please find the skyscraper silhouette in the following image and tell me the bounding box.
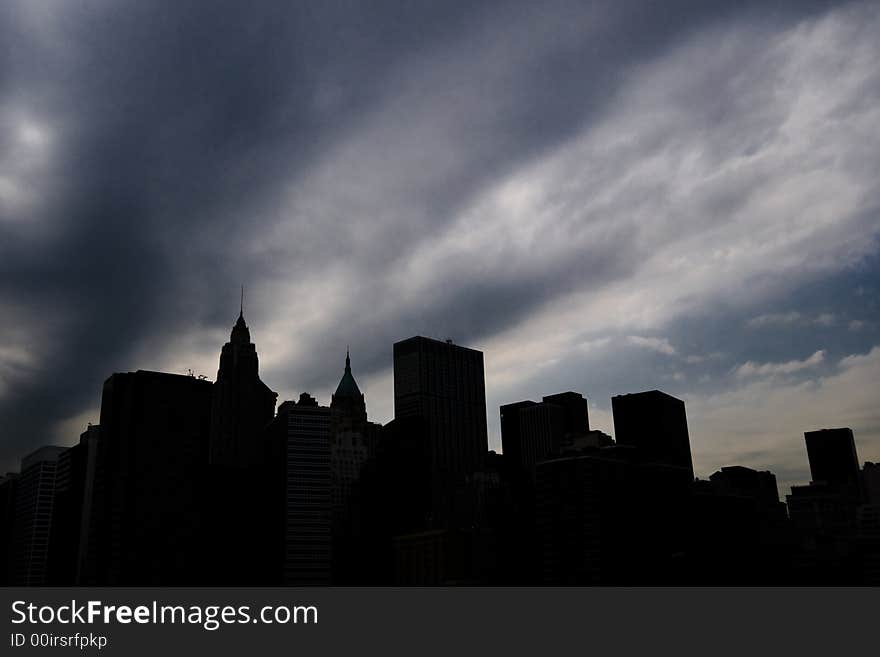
[82,371,213,585]
[499,400,537,473]
[393,337,488,479]
[9,446,65,585]
[804,428,860,489]
[329,349,375,532]
[265,393,332,585]
[611,390,694,478]
[203,307,279,584]
[210,307,277,467]
[46,426,100,585]
[787,428,864,584]
[501,392,594,475]
[329,350,379,582]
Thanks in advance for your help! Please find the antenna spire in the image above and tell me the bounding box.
[240,285,244,318]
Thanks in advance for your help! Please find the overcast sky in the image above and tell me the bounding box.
[1,0,878,494]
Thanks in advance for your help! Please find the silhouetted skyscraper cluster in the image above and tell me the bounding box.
[1,312,878,585]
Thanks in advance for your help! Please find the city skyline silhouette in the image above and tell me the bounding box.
[1,0,880,587]
[2,308,878,586]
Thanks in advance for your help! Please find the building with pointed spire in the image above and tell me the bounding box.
[210,304,277,468]
[329,349,380,581]
[330,350,366,424]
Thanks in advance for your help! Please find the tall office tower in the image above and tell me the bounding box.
[500,400,537,469]
[0,473,18,584]
[501,392,593,472]
[393,336,488,479]
[210,307,277,467]
[612,390,694,479]
[541,392,590,437]
[785,429,865,583]
[10,446,65,585]
[265,393,332,585]
[518,403,565,468]
[330,350,374,521]
[329,351,378,581]
[804,428,860,489]
[46,426,100,585]
[83,371,213,585]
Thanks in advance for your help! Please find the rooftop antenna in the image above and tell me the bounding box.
[240,285,244,317]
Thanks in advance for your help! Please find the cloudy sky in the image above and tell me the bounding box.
[1,0,878,494]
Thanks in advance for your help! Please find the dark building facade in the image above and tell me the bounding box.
[392,527,498,585]
[787,481,863,583]
[265,393,332,585]
[354,415,434,584]
[535,450,691,584]
[708,465,784,514]
[9,446,65,585]
[499,400,536,472]
[541,392,590,438]
[804,428,860,489]
[82,371,213,585]
[518,402,565,469]
[864,462,880,505]
[787,428,864,584]
[501,392,592,473]
[203,309,278,584]
[46,426,100,585]
[393,337,488,480]
[612,390,694,478]
[0,473,17,585]
[688,466,791,584]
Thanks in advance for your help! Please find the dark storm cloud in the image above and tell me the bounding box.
[0,0,874,477]
[0,0,490,463]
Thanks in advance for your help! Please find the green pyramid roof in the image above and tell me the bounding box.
[334,349,362,398]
